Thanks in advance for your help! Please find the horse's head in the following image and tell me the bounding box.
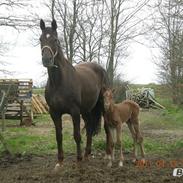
[39,19,59,68]
[103,89,114,111]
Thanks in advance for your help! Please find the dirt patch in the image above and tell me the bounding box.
[0,151,182,183]
[143,129,183,143]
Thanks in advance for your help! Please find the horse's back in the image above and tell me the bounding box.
[75,62,108,83]
[74,62,109,112]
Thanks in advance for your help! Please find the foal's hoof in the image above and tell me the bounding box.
[140,158,146,165]
[53,163,63,172]
[132,158,137,164]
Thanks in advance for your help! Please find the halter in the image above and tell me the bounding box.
[41,45,58,68]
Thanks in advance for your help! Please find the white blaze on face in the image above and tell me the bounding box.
[46,34,50,39]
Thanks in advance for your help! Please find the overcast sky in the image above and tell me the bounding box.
[0,0,158,86]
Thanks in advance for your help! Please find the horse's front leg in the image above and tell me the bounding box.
[71,109,82,161]
[50,110,63,171]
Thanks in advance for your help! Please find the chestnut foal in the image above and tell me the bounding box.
[103,89,145,167]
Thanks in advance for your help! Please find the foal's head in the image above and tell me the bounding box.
[103,89,114,111]
[39,19,59,68]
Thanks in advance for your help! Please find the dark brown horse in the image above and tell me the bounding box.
[39,19,109,170]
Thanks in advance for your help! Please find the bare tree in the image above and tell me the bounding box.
[45,0,81,63]
[0,0,37,74]
[76,0,107,63]
[150,0,183,104]
[105,0,151,85]
[44,0,151,85]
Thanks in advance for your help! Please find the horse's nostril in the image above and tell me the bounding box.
[42,57,52,67]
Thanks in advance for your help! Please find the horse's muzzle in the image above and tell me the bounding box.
[42,57,54,68]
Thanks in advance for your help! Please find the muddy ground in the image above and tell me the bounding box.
[0,150,183,183]
[0,111,183,183]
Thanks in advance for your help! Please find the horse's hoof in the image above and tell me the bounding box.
[54,163,62,172]
[104,154,108,160]
[77,155,83,162]
[119,161,123,167]
[107,162,112,168]
[84,155,89,161]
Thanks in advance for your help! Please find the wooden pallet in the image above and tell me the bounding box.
[0,79,33,125]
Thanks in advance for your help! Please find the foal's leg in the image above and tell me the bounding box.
[116,124,124,167]
[133,119,145,162]
[50,110,63,171]
[107,128,114,168]
[127,120,138,163]
[71,108,82,161]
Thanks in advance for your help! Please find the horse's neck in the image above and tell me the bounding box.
[47,51,75,87]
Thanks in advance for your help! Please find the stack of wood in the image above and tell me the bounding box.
[32,94,49,114]
[126,88,165,109]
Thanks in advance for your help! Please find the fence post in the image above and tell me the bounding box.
[2,110,5,131]
[20,100,23,126]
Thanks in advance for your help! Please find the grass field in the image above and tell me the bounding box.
[0,84,183,183]
[1,84,182,156]
[1,105,183,157]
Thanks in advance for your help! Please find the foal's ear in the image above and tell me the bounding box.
[101,86,109,95]
[112,88,116,94]
[51,19,57,31]
[40,19,45,31]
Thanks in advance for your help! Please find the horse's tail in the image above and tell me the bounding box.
[92,67,110,135]
[86,66,110,136]
[90,93,103,136]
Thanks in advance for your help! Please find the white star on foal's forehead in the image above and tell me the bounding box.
[46,34,50,39]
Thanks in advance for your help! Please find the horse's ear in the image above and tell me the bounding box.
[51,19,57,31]
[40,19,45,31]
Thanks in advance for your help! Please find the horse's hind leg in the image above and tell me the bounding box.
[50,110,63,171]
[127,120,138,163]
[71,108,82,161]
[82,113,92,159]
[133,119,145,162]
